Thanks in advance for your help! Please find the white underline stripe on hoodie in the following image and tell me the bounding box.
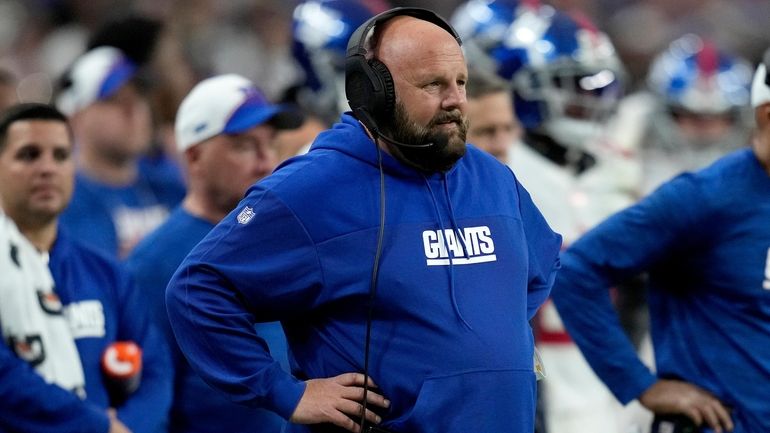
[426,254,498,266]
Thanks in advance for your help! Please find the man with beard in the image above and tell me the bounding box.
[166,8,561,433]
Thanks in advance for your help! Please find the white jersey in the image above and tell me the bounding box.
[0,212,85,395]
[509,137,649,433]
[508,141,640,246]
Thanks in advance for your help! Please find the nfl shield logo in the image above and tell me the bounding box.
[237,206,255,225]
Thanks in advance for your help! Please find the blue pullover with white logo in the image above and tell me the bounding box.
[166,113,562,433]
[552,148,770,433]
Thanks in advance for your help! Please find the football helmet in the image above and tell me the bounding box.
[451,0,541,71]
[647,34,753,116]
[469,6,626,150]
[639,35,753,193]
[291,0,378,121]
[645,34,753,152]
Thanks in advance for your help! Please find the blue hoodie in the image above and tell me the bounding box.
[166,113,562,432]
[552,149,770,433]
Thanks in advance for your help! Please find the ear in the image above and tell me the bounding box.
[183,144,203,169]
[756,103,770,129]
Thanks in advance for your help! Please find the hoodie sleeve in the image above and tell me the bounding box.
[514,179,563,320]
[113,270,173,433]
[166,189,322,419]
[0,342,110,433]
[550,174,705,403]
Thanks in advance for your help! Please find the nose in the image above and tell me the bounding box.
[37,152,60,175]
[441,81,466,112]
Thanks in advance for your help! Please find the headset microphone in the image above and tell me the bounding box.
[354,107,435,149]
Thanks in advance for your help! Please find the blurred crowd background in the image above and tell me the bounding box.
[2,0,770,117]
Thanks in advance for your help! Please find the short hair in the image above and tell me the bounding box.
[0,103,70,153]
[466,67,510,100]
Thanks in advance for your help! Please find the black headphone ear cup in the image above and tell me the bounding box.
[368,59,395,119]
[345,54,369,113]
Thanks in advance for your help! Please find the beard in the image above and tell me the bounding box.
[379,101,468,173]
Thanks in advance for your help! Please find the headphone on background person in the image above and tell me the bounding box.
[344,7,462,147]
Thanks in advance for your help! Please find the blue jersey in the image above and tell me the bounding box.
[0,218,108,433]
[50,230,172,433]
[59,164,185,259]
[127,206,288,433]
[166,113,562,433]
[552,148,770,433]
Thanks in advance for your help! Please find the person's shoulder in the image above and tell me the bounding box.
[71,171,111,192]
[699,147,754,175]
[54,229,122,272]
[138,160,186,191]
[65,172,107,205]
[677,148,754,193]
[461,144,513,175]
[127,207,209,266]
[260,139,362,202]
[646,149,752,217]
[127,218,173,265]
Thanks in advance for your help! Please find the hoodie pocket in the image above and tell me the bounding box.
[385,368,536,433]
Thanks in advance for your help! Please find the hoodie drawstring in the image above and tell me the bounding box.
[423,174,473,330]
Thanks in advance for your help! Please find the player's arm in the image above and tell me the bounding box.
[166,190,390,428]
[551,174,700,401]
[551,174,733,432]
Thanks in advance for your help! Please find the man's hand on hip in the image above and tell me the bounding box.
[290,372,391,433]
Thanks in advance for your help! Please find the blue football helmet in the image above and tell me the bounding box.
[451,0,541,70]
[642,34,753,165]
[467,6,625,150]
[647,34,752,116]
[291,0,378,121]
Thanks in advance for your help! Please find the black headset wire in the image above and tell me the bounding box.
[360,137,386,431]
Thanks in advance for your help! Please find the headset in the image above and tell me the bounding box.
[344,7,462,148]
